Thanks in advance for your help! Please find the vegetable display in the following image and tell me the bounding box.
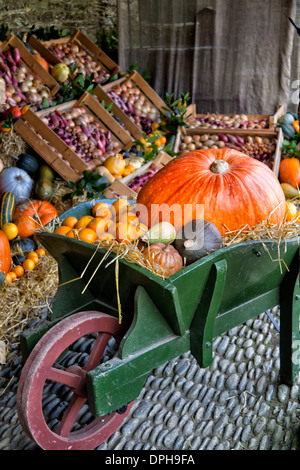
[178,133,277,168]
[41,105,123,170]
[48,41,110,84]
[0,47,51,109]
[186,113,269,130]
[106,80,160,134]
[136,149,286,235]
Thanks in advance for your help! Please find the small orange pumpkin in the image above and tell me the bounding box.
[143,243,183,277]
[13,200,58,238]
[279,158,300,189]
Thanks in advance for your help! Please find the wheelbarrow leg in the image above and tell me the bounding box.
[190,259,227,368]
[280,249,300,386]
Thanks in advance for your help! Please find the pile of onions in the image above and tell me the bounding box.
[107,80,160,134]
[48,42,110,84]
[0,47,51,110]
[186,113,269,130]
[128,162,160,193]
[179,133,277,168]
[41,105,123,170]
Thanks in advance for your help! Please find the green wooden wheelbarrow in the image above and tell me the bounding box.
[17,199,300,450]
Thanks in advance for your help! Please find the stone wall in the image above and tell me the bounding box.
[0,0,118,46]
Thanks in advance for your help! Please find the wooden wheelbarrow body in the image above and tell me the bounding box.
[20,200,300,417]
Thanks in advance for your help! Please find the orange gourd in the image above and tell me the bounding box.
[143,243,183,277]
[0,229,11,273]
[136,149,286,235]
[34,55,49,73]
[279,158,300,189]
[13,200,58,238]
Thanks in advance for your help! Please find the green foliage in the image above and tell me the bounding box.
[134,133,160,162]
[134,133,180,162]
[128,62,151,82]
[42,64,96,107]
[0,24,11,42]
[62,171,108,201]
[159,92,191,135]
[0,111,14,131]
[27,25,69,41]
[97,26,118,52]
[281,134,300,157]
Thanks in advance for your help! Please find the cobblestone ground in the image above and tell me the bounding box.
[1,307,300,451]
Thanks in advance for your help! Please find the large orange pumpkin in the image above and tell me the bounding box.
[136,149,286,235]
[279,157,300,189]
[13,200,58,238]
[0,229,11,273]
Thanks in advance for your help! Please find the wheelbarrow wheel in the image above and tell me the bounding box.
[17,311,134,450]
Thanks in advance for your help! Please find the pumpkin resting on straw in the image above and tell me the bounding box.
[136,149,286,235]
[13,200,58,238]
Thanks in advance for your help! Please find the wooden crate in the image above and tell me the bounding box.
[14,92,134,183]
[103,151,172,199]
[1,34,60,97]
[173,127,283,177]
[100,71,169,139]
[93,84,144,141]
[185,104,285,133]
[28,30,120,84]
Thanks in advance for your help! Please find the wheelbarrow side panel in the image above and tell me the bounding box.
[169,238,299,332]
[37,233,186,336]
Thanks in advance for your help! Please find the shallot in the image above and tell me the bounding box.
[42,105,123,171]
[0,46,51,111]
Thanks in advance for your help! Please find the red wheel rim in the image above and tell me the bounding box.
[17,311,134,450]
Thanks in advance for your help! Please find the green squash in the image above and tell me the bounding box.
[278,112,297,126]
[10,237,37,254]
[280,123,296,139]
[35,179,54,201]
[175,219,223,266]
[0,192,15,228]
[17,153,39,175]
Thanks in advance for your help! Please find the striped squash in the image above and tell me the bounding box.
[0,192,15,228]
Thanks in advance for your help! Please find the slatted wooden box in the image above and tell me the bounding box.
[185,104,285,134]
[14,92,134,183]
[0,34,60,101]
[173,127,284,177]
[99,71,170,140]
[28,30,120,86]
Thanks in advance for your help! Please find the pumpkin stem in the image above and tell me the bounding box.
[183,239,195,249]
[210,160,229,175]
